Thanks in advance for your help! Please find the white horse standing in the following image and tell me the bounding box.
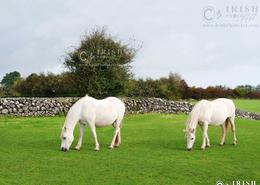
[60,96,125,152]
[185,98,237,150]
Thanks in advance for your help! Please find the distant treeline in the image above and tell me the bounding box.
[1,71,259,100]
[1,27,259,100]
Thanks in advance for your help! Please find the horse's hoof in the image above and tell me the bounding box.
[233,142,237,146]
[220,142,225,146]
[109,145,114,149]
[206,145,211,148]
[201,147,205,150]
[94,148,100,151]
[75,146,81,150]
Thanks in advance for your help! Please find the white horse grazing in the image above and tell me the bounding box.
[60,96,125,152]
[185,98,237,151]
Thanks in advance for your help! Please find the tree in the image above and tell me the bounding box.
[158,73,183,100]
[180,80,191,99]
[1,71,21,87]
[64,27,137,98]
[233,85,250,98]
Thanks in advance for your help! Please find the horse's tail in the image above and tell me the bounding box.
[225,117,232,131]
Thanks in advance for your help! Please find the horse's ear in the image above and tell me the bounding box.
[183,129,187,133]
[62,126,67,131]
[191,128,195,133]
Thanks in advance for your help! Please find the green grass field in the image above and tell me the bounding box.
[233,99,260,113]
[189,99,260,113]
[0,114,260,185]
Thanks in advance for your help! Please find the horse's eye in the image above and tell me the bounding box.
[63,137,66,140]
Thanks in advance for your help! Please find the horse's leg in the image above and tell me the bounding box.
[206,132,210,147]
[89,123,100,151]
[75,122,85,150]
[221,118,231,145]
[114,130,121,147]
[200,121,210,147]
[229,118,237,145]
[115,120,123,147]
[110,120,121,149]
[220,124,227,146]
[201,123,208,150]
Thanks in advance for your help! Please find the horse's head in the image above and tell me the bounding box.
[60,126,74,152]
[184,128,195,151]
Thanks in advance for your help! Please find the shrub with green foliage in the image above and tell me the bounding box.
[64,27,137,98]
[13,73,77,97]
[124,73,188,100]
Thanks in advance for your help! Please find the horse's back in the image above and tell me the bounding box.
[212,98,235,115]
[105,97,125,117]
[193,100,212,122]
[79,96,125,125]
[194,98,235,124]
[210,98,235,124]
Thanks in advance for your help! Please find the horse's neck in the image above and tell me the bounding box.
[187,105,200,129]
[188,115,198,129]
[65,99,85,132]
[65,116,78,132]
[64,108,80,133]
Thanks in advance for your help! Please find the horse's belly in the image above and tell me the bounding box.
[94,111,118,127]
[210,111,228,125]
[95,119,115,127]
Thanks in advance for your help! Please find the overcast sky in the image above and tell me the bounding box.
[0,0,259,87]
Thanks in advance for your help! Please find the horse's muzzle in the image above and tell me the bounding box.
[61,147,68,152]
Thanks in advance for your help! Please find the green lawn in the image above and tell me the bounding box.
[189,99,260,113]
[0,114,260,185]
[233,99,260,113]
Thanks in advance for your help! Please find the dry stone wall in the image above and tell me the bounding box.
[0,97,259,120]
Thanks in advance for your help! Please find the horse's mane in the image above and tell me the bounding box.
[186,103,200,130]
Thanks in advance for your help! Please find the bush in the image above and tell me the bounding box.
[64,27,137,98]
[13,73,77,97]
